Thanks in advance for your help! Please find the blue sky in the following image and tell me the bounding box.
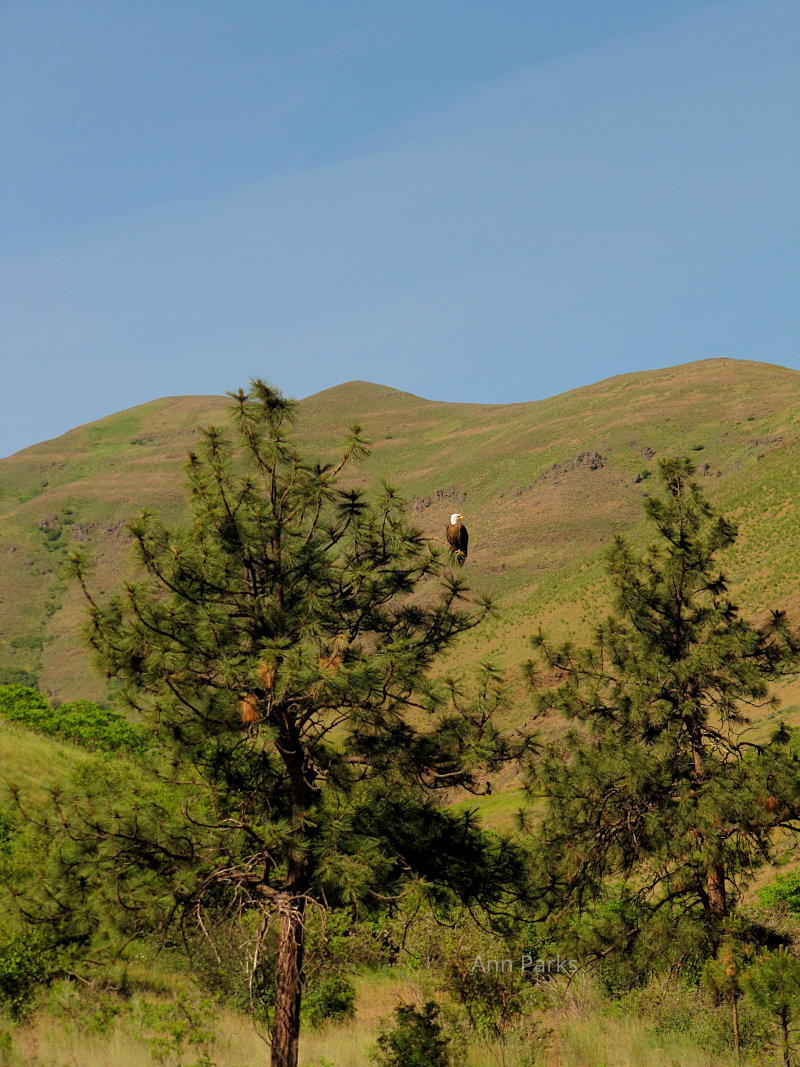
[1,0,798,457]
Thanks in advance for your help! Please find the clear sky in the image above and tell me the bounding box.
[1,0,798,457]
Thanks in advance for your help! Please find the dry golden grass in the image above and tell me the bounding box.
[11,1004,271,1067]
[3,968,771,1067]
[551,1016,752,1067]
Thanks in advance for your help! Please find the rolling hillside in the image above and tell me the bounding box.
[1,358,798,722]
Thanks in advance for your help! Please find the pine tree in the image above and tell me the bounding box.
[32,382,524,1067]
[526,457,800,971]
[743,946,800,1066]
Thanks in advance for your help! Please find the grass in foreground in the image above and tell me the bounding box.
[0,966,780,1067]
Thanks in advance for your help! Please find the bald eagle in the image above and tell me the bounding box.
[446,513,468,563]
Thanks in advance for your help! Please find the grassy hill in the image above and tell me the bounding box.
[1,359,799,1067]
[1,358,799,723]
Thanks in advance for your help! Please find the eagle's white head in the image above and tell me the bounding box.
[450,513,462,525]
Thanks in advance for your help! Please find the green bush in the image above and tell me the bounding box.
[371,1001,454,1067]
[0,929,63,1018]
[303,972,356,1026]
[0,685,149,754]
[0,685,49,721]
[758,869,800,915]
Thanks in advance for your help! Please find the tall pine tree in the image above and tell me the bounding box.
[526,457,800,972]
[33,382,524,1067]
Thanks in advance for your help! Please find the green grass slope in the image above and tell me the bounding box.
[1,359,798,715]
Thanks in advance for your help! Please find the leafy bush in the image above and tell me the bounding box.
[758,869,800,915]
[139,993,216,1064]
[0,929,63,1018]
[303,972,356,1026]
[0,685,149,754]
[371,1001,454,1067]
[0,685,49,721]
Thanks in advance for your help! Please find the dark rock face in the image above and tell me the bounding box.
[538,451,608,483]
[411,486,466,513]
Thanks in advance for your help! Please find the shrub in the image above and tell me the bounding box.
[0,929,63,1018]
[51,699,149,753]
[0,685,149,754]
[0,685,49,722]
[371,1001,454,1067]
[303,972,356,1026]
[759,870,800,916]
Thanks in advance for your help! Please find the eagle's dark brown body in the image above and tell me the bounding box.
[446,513,468,562]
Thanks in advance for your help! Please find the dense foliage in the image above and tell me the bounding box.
[760,871,800,916]
[0,928,63,1019]
[19,381,527,1067]
[372,1001,453,1067]
[0,684,148,753]
[526,457,800,972]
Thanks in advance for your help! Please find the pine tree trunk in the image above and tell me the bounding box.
[270,893,306,1067]
[270,711,314,1067]
[781,1006,790,1067]
[707,861,727,916]
[691,725,728,924]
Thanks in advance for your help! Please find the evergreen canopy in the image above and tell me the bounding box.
[527,457,800,968]
[43,381,526,1067]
